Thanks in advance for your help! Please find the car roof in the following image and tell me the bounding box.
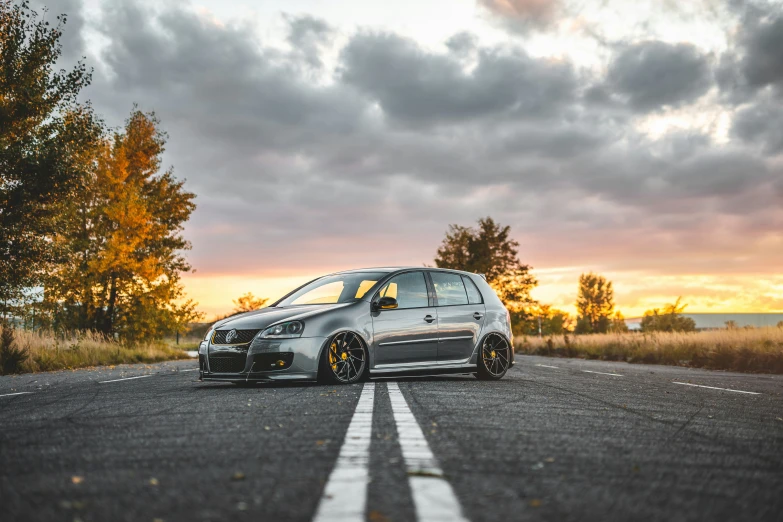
[331,266,482,277]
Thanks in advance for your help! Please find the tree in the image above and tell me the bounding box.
[45,109,200,341]
[233,292,268,314]
[0,1,102,310]
[527,304,573,336]
[725,320,738,330]
[575,273,615,334]
[640,297,696,333]
[434,217,537,333]
[609,311,629,333]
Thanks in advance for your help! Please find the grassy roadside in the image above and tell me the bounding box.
[515,327,783,374]
[0,326,191,375]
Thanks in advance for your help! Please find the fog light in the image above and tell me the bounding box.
[277,360,285,367]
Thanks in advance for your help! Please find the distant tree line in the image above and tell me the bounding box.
[0,2,201,341]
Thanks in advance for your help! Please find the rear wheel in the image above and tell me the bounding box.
[476,333,511,381]
[318,331,368,384]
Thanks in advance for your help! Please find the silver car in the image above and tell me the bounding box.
[198,267,513,385]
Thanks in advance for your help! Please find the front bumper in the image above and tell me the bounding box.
[200,336,327,382]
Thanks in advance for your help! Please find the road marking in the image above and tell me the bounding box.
[313,382,375,522]
[98,375,154,384]
[179,368,199,372]
[0,391,33,398]
[582,370,623,377]
[672,382,760,395]
[536,364,560,369]
[387,382,468,522]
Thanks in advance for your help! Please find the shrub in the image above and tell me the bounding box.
[0,323,29,375]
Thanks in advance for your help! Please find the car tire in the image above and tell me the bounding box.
[475,333,511,381]
[318,331,368,385]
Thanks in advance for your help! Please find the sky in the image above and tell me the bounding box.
[36,0,783,319]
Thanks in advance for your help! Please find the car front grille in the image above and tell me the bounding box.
[212,329,260,345]
[208,354,248,373]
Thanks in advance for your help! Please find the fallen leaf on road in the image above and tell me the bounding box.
[369,510,390,522]
[316,440,326,446]
[71,476,84,485]
[544,457,555,463]
[232,472,245,481]
[264,426,270,431]
[529,499,542,508]
[149,478,159,486]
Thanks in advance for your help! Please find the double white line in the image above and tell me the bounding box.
[313,382,467,522]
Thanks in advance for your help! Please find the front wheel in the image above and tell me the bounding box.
[476,333,511,381]
[318,331,368,384]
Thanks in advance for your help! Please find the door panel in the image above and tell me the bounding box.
[428,271,486,362]
[372,271,438,366]
[372,308,439,366]
[436,305,485,362]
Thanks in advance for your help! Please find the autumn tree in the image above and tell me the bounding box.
[0,1,102,311]
[233,292,268,314]
[575,273,615,334]
[435,217,537,333]
[528,304,573,335]
[640,297,696,333]
[46,109,201,341]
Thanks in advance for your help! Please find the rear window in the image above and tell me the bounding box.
[462,276,484,304]
[430,272,468,306]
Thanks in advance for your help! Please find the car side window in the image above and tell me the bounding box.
[462,276,484,304]
[430,272,469,306]
[377,272,429,309]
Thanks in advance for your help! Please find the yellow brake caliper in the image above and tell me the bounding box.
[330,343,338,371]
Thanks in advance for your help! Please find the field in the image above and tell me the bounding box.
[0,326,191,375]
[515,327,783,374]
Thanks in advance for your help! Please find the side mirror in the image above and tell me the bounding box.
[374,296,398,310]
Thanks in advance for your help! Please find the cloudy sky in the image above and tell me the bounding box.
[39,0,783,318]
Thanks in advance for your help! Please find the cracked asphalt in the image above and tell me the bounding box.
[1,355,782,521]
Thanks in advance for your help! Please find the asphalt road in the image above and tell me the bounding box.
[1,355,782,522]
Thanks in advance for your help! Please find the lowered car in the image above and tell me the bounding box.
[198,267,513,385]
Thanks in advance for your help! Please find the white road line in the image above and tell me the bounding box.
[387,382,468,522]
[536,364,560,369]
[98,375,154,384]
[582,370,623,377]
[672,382,760,395]
[313,382,375,522]
[0,391,33,398]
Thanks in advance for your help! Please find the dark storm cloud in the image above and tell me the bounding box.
[732,99,783,154]
[606,41,712,112]
[340,32,576,126]
[48,0,783,278]
[718,2,783,101]
[285,14,334,69]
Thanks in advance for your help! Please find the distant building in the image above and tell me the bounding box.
[625,313,783,331]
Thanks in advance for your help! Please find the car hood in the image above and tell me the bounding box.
[212,303,353,332]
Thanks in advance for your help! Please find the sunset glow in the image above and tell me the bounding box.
[55,0,783,321]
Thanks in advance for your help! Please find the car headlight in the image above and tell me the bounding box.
[259,321,304,339]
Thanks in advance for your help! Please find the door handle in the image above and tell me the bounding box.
[473,312,483,320]
[424,315,435,323]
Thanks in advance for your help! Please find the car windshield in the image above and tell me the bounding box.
[276,272,387,306]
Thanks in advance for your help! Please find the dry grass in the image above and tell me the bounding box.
[515,327,783,374]
[0,325,191,375]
